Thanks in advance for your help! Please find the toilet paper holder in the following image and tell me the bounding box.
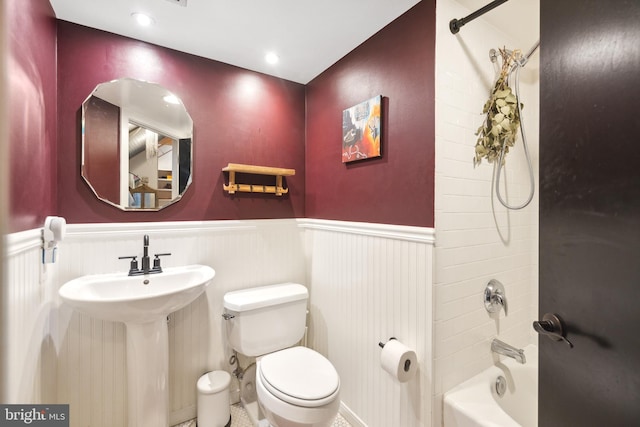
[378,337,416,378]
[378,337,397,349]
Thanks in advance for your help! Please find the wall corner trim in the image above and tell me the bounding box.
[298,218,435,243]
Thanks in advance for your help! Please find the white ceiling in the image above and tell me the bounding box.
[49,0,422,84]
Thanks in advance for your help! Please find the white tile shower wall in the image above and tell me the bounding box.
[303,219,435,427]
[434,0,539,426]
[4,219,306,427]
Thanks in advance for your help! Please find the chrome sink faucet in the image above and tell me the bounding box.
[491,338,526,364]
[119,235,171,276]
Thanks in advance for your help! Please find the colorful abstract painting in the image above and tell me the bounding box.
[342,95,382,163]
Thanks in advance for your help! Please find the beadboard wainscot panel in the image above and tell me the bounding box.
[301,219,435,427]
[54,219,306,427]
[4,228,59,404]
[6,219,433,426]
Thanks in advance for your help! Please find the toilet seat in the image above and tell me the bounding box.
[258,346,340,408]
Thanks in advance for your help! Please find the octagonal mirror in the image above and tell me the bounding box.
[81,78,193,210]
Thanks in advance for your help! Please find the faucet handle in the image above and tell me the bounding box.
[484,279,507,315]
[118,255,139,274]
[493,293,508,316]
[152,253,172,270]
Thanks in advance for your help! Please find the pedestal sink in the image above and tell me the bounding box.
[59,265,215,427]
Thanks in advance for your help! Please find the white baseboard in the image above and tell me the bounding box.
[339,402,368,427]
[170,405,196,426]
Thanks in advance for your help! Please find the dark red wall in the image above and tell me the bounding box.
[305,1,435,227]
[7,0,57,232]
[8,2,436,230]
[56,22,306,224]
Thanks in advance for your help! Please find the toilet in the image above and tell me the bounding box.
[223,283,340,427]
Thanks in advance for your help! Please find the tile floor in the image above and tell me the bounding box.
[174,403,352,427]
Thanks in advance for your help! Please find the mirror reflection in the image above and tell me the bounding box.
[81,78,193,210]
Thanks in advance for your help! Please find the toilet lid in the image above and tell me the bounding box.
[259,346,340,407]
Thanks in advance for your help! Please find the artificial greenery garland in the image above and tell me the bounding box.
[474,48,523,167]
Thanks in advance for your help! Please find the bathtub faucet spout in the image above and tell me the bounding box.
[491,339,526,364]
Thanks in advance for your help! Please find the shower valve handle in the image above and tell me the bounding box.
[533,313,573,348]
[484,279,507,315]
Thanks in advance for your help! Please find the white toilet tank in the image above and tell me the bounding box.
[223,283,308,357]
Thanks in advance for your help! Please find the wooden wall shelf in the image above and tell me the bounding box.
[222,163,295,196]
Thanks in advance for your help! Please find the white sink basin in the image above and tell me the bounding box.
[59,264,215,323]
[59,264,215,427]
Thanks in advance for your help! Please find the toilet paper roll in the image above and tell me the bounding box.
[380,339,417,383]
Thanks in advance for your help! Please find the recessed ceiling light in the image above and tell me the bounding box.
[265,52,279,65]
[132,12,155,27]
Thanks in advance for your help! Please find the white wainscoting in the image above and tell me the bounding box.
[4,218,435,427]
[4,228,58,404]
[303,219,434,427]
[5,220,306,426]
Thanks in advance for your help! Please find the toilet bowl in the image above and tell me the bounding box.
[223,284,341,427]
[256,347,340,427]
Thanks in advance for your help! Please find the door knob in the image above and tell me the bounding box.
[533,313,573,348]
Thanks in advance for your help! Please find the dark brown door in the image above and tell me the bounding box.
[83,96,121,202]
[539,1,640,425]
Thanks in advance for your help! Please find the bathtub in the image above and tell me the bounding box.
[443,344,537,427]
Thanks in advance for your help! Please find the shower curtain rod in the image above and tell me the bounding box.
[449,0,509,34]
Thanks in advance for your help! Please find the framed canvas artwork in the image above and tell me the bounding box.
[342,95,382,163]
